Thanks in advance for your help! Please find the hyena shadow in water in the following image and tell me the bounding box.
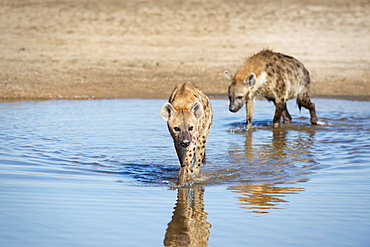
[224,49,318,129]
[160,82,213,185]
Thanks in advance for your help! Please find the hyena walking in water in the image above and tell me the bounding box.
[224,49,318,129]
[160,82,213,184]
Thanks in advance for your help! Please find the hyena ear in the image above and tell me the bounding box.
[244,73,256,88]
[160,102,176,121]
[190,101,204,120]
[224,70,233,82]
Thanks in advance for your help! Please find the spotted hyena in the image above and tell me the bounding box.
[160,82,213,184]
[224,49,318,129]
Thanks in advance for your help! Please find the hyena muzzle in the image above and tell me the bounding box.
[160,82,213,184]
[224,49,318,129]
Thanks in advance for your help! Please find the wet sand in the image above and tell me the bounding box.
[1,0,369,100]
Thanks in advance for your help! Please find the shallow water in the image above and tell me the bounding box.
[1,98,369,246]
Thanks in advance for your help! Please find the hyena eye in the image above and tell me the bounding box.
[237,96,243,100]
[189,126,194,131]
[174,127,180,132]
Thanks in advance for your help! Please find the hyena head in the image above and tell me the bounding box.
[160,101,204,148]
[224,71,256,113]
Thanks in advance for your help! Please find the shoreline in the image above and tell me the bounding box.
[1,0,369,101]
[2,94,369,103]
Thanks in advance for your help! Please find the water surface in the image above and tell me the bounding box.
[1,98,369,246]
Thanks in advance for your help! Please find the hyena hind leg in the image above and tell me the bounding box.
[297,93,319,124]
[281,103,292,124]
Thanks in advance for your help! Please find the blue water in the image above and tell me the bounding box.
[1,98,369,246]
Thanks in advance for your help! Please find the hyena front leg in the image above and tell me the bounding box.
[281,103,292,124]
[192,124,210,174]
[176,144,194,185]
[246,99,255,129]
[192,142,205,174]
[273,101,286,126]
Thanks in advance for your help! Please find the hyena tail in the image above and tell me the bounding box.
[296,73,312,112]
[296,91,313,112]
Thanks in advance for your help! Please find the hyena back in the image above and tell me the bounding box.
[224,49,318,129]
[160,82,213,184]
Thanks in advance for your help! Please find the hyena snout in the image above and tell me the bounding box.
[180,131,191,148]
[229,102,242,113]
[229,104,238,113]
[180,139,190,148]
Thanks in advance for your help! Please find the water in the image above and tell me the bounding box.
[1,98,369,246]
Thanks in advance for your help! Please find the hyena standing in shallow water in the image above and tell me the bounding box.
[160,82,213,184]
[224,49,318,129]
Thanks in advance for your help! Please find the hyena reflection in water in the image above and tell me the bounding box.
[160,82,213,184]
[164,187,211,246]
[224,49,318,129]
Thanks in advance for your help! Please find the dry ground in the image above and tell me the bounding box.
[1,0,369,100]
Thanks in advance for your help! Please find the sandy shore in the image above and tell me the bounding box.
[1,0,369,101]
